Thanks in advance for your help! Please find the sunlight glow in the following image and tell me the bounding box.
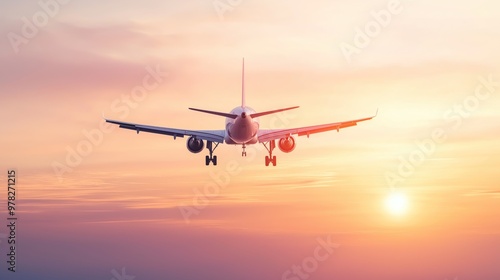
[385,191,409,216]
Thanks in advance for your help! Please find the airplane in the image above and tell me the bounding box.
[104,59,377,166]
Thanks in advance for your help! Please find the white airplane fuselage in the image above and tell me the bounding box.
[225,106,259,144]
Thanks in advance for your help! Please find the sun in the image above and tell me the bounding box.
[385,191,409,216]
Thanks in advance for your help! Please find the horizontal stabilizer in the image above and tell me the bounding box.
[250,106,299,118]
[189,108,238,119]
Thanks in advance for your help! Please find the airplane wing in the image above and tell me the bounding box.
[105,118,225,143]
[257,111,377,143]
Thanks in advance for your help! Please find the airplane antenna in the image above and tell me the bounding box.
[242,58,246,108]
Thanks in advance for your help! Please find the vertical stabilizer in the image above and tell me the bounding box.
[242,58,246,108]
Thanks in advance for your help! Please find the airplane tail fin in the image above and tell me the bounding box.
[240,59,299,118]
[189,59,299,120]
[242,58,245,108]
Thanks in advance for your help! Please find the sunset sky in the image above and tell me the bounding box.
[1,0,500,279]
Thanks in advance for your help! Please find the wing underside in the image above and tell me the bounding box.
[105,118,225,143]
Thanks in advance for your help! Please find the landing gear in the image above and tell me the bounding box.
[265,155,276,166]
[242,144,247,157]
[205,155,217,166]
[263,140,277,166]
[205,141,219,166]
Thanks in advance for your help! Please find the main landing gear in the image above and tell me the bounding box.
[205,141,219,166]
[263,140,277,166]
[204,141,278,166]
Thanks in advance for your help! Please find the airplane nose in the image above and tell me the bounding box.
[241,112,246,118]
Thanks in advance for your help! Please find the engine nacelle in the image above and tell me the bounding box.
[186,136,204,153]
[278,136,296,153]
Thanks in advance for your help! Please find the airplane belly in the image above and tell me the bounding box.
[226,122,258,144]
[225,135,258,145]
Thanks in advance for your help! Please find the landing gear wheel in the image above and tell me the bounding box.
[263,140,277,166]
[205,141,219,166]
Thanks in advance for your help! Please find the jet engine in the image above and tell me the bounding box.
[278,136,295,153]
[186,136,204,153]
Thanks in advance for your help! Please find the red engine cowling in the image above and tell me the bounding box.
[186,136,204,153]
[278,136,295,153]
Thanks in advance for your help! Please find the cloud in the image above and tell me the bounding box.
[463,189,500,197]
[0,22,168,95]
